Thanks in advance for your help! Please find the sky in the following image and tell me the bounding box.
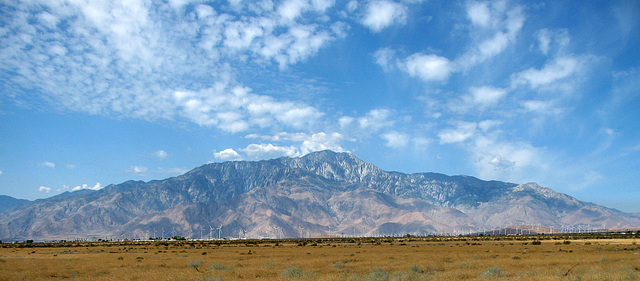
[1,0,639,212]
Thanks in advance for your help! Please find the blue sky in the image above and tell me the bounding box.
[1,0,639,212]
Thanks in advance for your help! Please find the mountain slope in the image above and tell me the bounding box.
[0,151,638,241]
[0,195,30,214]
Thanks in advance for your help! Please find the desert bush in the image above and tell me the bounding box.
[210,263,227,270]
[365,268,390,281]
[480,267,504,278]
[281,266,303,279]
[188,261,203,272]
[333,261,344,269]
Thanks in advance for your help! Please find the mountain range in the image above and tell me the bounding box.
[1,150,638,241]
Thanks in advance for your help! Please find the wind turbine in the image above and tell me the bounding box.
[273,226,282,239]
[217,224,222,239]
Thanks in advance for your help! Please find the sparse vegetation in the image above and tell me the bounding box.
[281,265,304,279]
[188,261,203,272]
[480,267,504,278]
[210,263,227,271]
[0,236,639,280]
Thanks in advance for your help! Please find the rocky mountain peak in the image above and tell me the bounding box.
[1,150,638,241]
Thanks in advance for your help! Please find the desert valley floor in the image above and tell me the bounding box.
[1,234,639,280]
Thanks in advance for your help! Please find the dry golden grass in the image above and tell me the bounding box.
[1,236,638,280]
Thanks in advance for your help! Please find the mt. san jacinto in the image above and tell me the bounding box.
[1,151,638,241]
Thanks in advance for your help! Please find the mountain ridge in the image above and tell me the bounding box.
[0,150,638,241]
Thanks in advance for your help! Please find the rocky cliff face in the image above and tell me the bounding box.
[0,150,638,241]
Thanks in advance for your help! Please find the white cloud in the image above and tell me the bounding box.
[39,161,56,169]
[311,0,336,12]
[535,29,570,56]
[478,119,503,132]
[536,29,552,55]
[130,166,148,174]
[72,182,103,191]
[300,132,346,154]
[381,131,409,148]
[373,47,396,71]
[1,0,341,132]
[455,1,525,70]
[438,122,477,144]
[512,56,581,90]
[466,1,491,27]
[278,0,310,23]
[39,186,51,193]
[0,170,2,176]
[346,1,358,13]
[521,100,564,116]
[468,86,508,108]
[577,170,604,189]
[401,53,454,82]
[392,1,524,82]
[354,109,394,132]
[230,131,347,160]
[241,143,299,160]
[174,86,323,132]
[214,148,243,161]
[471,135,548,183]
[153,150,168,160]
[361,0,408,32]
[450,86,508,113]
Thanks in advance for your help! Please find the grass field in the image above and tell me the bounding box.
[1,235,639,280]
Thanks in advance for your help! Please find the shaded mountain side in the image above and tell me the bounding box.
[0,150,638,241]
[0,195,30,214]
